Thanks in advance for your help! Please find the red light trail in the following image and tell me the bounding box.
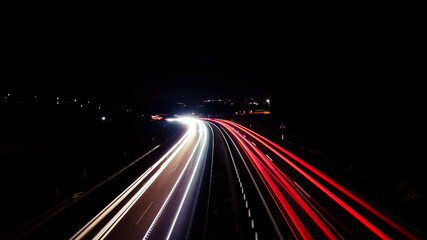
[210,119,420,240]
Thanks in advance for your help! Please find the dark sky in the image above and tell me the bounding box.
[1,1,426,111]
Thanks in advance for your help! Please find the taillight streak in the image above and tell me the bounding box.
[215,120,339,240]
[236,122,419,240]
[217,119,392,240]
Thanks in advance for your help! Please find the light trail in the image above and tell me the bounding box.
[228,121,420,240]
[214,120,338,240]
[71,118,210,240]
[209,119,419,240]
[165,121,208,239]
[209,122,284,240]
[217,119,389,239]
[70,124,195,240]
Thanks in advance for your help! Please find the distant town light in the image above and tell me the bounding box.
[80,104,83,108]
[57,97,60,100]
[101,116,106,121]
[7,93,10,97]
[74,99,77,102]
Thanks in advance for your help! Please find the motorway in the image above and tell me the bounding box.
[64,117,423,240]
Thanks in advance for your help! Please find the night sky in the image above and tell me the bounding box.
[1,2,426,117]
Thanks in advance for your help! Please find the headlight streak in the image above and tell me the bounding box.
[213,119,420,240]
[70,121,197,240]
[165,121,208,240]
[142,120,206,240]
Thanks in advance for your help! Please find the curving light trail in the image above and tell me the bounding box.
[70,118,209,240]
[210,119,420,240]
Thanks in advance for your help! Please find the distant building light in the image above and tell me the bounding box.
[101,116,106,121]
[34,96,37,99]
[80,104,83,108]
[57,97,60,100]
[7,93,10,97]
[74,99,77,102]
[57,101,60,105]
[87,101,90,104]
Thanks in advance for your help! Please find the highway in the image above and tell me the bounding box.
[64,117,423,240]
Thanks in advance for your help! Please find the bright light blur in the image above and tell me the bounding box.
[165,116,197,125]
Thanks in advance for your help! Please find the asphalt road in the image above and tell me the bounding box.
[13,117,423,239]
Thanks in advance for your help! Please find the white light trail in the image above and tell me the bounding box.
[166,121,208,240]
[143,120,207,240]
[70,122,196,240]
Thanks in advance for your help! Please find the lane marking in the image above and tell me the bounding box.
[203,123,215,240]
[212,122,284,240]
[294,181,311,198]
[136,201,154,225]
[265,154,273,162]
